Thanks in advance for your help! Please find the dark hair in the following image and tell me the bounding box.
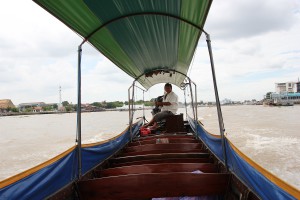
[164,83,172,88]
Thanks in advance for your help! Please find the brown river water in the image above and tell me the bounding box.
[0,105,299,189]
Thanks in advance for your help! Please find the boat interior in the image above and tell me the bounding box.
[48,116,260,200]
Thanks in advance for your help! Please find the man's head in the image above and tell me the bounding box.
[164,83,172,93]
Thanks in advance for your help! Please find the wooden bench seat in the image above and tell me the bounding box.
[165,114,185,132]
[110,153,211,167]
[124,143,202,152]
[134,133,193,141]
[111,153,210,164]
[121,143,204,156]
[78,172,230,200]
[128,137,199,146]
[111,158,212,167]
[96,163,218,177]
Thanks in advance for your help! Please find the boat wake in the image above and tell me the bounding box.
[228,131,300,189]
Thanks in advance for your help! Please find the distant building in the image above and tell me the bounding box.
[58,106,66,112]
[243,100,254,105]
[18,102,46,112]
[264,80,300,105]
[221,98,232,105]
[265,92,272,99]
[206,102,216,106]
[297,82,300,93]
[33,106,43,112]
[81,104,98,112]
[0,99,15,112]
[57,103,63,110]
[275,82,297,93]
[266,92,300,104]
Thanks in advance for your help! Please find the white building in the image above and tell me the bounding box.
[18,102,46,112]
[221,98,232,105]
[275,82,297,94]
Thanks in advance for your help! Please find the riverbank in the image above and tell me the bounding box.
[0,110,104,117]
[0,107,153,117]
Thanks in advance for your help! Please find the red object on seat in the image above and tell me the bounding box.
[140,127,151,136]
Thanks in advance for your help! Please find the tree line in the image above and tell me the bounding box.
[62,100,154,110]
[90,100,153,108]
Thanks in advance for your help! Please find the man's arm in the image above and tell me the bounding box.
[155,101,171,106]
[156,92,178,107]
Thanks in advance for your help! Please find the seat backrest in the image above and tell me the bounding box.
[165,114,185,133]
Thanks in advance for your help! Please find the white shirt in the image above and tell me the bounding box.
[161,91,178,114]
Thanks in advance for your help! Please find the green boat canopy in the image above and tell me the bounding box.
[34,0,212,89]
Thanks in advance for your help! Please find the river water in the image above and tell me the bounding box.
[0,105,299,190]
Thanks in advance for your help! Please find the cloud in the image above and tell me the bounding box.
[206,0,299,40]
[80,58,134,103]
[0,1,82,60]
[191,10,300,101]
[0,0,300,105]
[0,59,77,104]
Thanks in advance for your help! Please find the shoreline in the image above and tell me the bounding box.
[0,108,153,117]
[3,104,298,117]
[0,110,105,117]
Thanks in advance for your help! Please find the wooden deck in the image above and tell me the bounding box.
[78,131,231,199]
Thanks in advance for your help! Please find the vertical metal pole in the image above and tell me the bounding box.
[188,78,196,120]
[193,82,198,120]
[128,85,133,140]
[206,34,228,170]
[76,45,82,178]
[184,89,188,120]
[128,86,132,128]
[142,90,145,123]
[129,82,135,141]
[192,82,200,140]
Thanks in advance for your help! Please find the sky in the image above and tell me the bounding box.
[0,0,300,105]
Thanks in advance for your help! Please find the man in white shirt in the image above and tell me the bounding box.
[144,83,178,129]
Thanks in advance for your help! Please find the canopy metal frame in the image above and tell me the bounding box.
[206,34,228,170]
[80,12,208,46]
[76,46,82,179]
[75,12,227,179]
[128,83,147,141]
[127,69,198,141]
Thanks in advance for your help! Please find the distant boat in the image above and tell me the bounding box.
[264,93,294,106]
[273,98,294,106]
[1,1,299,200]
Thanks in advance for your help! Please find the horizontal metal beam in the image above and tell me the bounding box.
[81,12,208,46]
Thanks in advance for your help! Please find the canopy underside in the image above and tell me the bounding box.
[33,0,212,89]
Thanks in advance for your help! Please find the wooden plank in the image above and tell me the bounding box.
[111,158,212,167]
[128,137,199,146]
[121,143,203,156]
[111,153,209,164]
[96,163,218,177]
[124,143,202,153]
[120,149,204,157]
[134,134,194,141]
[110,153,211,167]
[146,132,188,137]
[78,172,230,200]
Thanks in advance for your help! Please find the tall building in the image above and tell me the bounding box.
[275,82,297,93]
[268,81,300,104]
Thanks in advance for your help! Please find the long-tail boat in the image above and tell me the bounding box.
[0,1,299,199]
